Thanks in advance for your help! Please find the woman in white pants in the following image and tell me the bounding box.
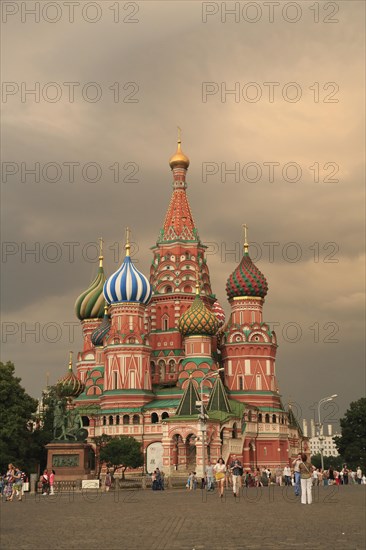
[299,453,315,504]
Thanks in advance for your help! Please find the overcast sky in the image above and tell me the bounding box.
[1,1,365,429]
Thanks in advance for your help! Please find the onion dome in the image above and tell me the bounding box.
[226,227,268,300]
[213,299,226,327]
[91,304,111,347]
[57,352,85,399]
[178,283,219,337]
[103,229,152,305]
[75,239,106,320]
[169,132,190,170]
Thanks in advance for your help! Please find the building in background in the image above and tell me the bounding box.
[302,420,340,457]
[68,139,306,475]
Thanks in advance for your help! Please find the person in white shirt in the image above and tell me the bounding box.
[312,468,319,486]
[283,465,292,486]
[356,466,362,485]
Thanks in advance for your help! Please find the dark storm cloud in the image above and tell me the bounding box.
[1,1,365,425]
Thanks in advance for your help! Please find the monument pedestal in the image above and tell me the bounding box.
[46,442,95,481]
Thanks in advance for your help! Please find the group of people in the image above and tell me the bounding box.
[40,469,56,495]
[1,464,27,502]
[151,468,165,491]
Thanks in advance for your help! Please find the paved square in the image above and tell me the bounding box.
[1,485,365,549]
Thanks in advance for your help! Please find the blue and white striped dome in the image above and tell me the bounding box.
[103,254,152,305]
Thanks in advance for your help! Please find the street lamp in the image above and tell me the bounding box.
[317,394,338,471]
[197,368,224,482]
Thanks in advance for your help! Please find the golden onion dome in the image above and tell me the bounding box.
[169,139,190,170]
[57,352,85,399]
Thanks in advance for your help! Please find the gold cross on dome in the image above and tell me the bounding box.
[125,227,131,256]
[242,223,249,253]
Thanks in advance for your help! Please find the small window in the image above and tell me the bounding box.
[265,414,270,423]
[109,415,114,426]
[123,415,130,425]
[102,416,107,426]
[258,413,263,423]
[151,412,159,424]
[116,415,120,425]
[272,414,277,423]
[133,414,140,425]
[162,412,169,420]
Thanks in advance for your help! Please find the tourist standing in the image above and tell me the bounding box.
[328,466,335,485]
[230,459,243,497]
[342,464,349,485]
[41,469,49,495]
[213,458,226,498]
[275,465,283,486]
[283,465,291,486]
[356,466,362,484]
[49,470,56,495]
[299,453,315,505]
[206,463,214,491]
[292,454,302,496]
[105,470,112,492]
[5,464,15,501]
[13,467,23,501]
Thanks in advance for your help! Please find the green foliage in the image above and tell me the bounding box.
[310,453,344,470]
[100,436,143,477]
[334,397,366,469]
[0,361,38,471]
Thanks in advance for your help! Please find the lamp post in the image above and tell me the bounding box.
[317,394,338,471]
[198,368,224,481]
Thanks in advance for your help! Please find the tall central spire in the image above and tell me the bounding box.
[159,132,198,243]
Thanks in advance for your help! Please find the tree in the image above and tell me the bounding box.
[334,397,366,470]
[92,433,112,478]
[310,453,344,471]
[0,361,39,472]
[100,436,143,479]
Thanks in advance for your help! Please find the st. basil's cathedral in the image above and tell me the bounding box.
[67,137,305,475]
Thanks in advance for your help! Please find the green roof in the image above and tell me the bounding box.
[176,379,203,417]
[103,389,154,396]
[143,399,181,409]
[207,377,231,414]
[257,407,285,413]
[100,408,142,414]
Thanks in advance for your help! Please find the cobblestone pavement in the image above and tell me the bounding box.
[1,485,365,550]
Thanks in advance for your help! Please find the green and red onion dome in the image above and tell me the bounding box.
[91,306,111,347]
[178,291,219,337]
[75,260,106,321]
[212,299,225,327]
[226,252,268,300]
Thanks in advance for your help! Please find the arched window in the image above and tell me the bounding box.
[265,413,270,423]
[162,316,169,331]
[158,360,165,380]
[248,410,252,422]
[102,416,107,426]
[116,415,120,425]
[232,422,237,439]
[113,371,118,389]
[123,414,130,425]
[109,415,114,425]
[258,413,263,423]
[150,361,156,375]
[272,414,277,423]
[165,286,172,294]
[162,412,169,420]
[132,414,140,425]
[168,360,175,373]
[151,412,159,424]
[82,416,90,427]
